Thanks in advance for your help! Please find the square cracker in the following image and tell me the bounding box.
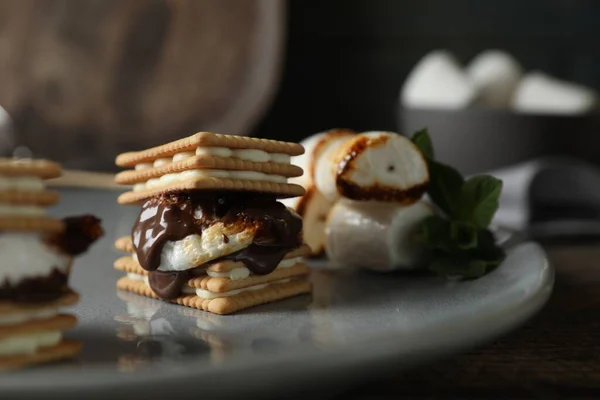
[0,291,79,316]
[115,155,303,185]
[115,132,305,167]
[114,236,134,253]
[0,314,77,339]
[0,158,62,179]
[114,255,309,292]
[190,263,310,292]
[117,179,305,204]
[117,277,312,315]
[0,190,60,206]
[0,340,81,371]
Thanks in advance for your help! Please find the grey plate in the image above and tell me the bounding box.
[0,189,554,399]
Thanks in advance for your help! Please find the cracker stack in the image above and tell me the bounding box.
[0,159,102,370]
[114,132,312,315]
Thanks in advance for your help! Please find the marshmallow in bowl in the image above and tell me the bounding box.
[325,199,435,271]
[401,50,477,109]
[512,72,598,115]
[467,50,523,108]
[317,131,429,204]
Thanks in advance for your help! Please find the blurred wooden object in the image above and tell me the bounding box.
[0,0,285,170]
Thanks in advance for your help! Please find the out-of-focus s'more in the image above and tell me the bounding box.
[0,159,103,370]
[114,132,312,315]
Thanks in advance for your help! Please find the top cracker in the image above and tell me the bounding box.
[0,158,62,179]
[116,132,305,167]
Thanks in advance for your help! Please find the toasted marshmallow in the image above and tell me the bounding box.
[317,132,428,203]
[467,50,522,108]
[281,186,332,256]
[158,223,256,271]
[292,129,356,188]
[325,199,434,271]
[314,135,357,203]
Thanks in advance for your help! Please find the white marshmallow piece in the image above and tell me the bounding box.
[325,199,435,271]
[512,72,597,115]
[317,132,428,203]
[401,50,477,109]
[293,129,356,190]
[281,186,333,255]
[314,135,356,202]
[466,50,523,108]
[289,132,328,188]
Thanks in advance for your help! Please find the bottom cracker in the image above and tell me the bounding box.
[117,277,312,315]
[0,340,81,371]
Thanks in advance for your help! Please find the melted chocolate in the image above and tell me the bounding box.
[148,270,191,300]
[0,268,68,303]
[47,215,104,256]
[131,192,303,299]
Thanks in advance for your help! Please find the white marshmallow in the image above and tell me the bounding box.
[314,135,355,202]
[402,50,477,109]
[512,72,597,115]
[281,186,333,255]
[466,50,522,108]
[291,130,356,189]
[325,199,435,271]
[0,331,62,356]
[157,224,255,272]
[0,234,70,285]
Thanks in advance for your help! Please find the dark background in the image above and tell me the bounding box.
[256,0,600,142]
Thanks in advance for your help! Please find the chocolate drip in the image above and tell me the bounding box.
[132,199,197,272]
[46,215,104,256]
[0,268,68,303]
[148,270,191,300]
[131,192,303,299]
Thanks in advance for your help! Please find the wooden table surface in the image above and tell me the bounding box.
[339,242,600,399]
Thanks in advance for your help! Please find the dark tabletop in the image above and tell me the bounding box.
[335,242,600,399]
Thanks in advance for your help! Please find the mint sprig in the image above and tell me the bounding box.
[411,129,505,279]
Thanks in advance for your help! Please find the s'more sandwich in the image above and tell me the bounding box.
[0,159,103,370]
[113,132,312,315]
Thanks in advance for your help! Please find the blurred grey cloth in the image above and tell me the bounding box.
[491,157,600,238]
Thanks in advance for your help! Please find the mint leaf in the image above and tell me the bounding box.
[410,128,506,280]
[411,129,463,217]
[420,216,452,251]
[427,161,464,217]
[411,128,434,159]
[457,175,502,228]
[449,221,477,250]
[471,229,506,262]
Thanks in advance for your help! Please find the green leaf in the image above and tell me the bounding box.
[427,161,464,217]
[450,221,478,250]
[456,175,502,228]
[410,128,506,280]
[471,229,506,262]
[420,216,451,251]
[411,128,434,159]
